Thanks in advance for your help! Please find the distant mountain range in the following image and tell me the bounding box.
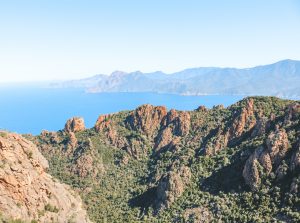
[50,59,300,98]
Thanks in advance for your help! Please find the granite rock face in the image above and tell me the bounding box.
[154,110,190,151]
[204,98,256,155]
[243,129,289,190]
[127,104,167,137]
[0,132,90,223]
[95,114,128,149]
[155,166,191,210]
[65,117,85,133]
[163,109,191,136]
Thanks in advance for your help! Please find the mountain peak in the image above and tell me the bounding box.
[110,70,127,77]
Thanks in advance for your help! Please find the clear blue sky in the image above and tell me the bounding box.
[0,0,299,82]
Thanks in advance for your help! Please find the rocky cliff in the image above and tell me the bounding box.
[0,132,90,223]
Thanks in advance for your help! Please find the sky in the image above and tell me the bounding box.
[0,0,300,82]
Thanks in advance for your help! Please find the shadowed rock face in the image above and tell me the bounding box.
[163,109,191,136]
[154,110,190,152]
[204,98,256,155]
[0,132,90,223]
[65,117,85,133]
[243,129,289,190]
[155,166,191,210]
[284,103,300,125]
[290,141,300,172]
[251,117,270,138]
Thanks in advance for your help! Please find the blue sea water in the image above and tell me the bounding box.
[0,86,243,135]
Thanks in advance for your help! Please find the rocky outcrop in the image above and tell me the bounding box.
[284,102,300,125]
[95,114,113,133]
[127,104,167,137]
[64,117,85,133]
[41,130,60,144]
[204,98,256,155]
[0,132,90,222]
[163,109,191,136]
[289,140,300,193]
[72,154,98,178]
[251,117,270,138]
[154,127,174,151]
[95,114,127,149]
[155,166,191,210]
[243,129,289,190]
[290,140,300,171]
[204,128,229,156]
[265,129,289,166]
[154,110,190,151]
[66,132,78,152]
[196,105,208,112]
[228,98,256,139]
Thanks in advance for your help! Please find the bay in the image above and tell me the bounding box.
[0,87,243,135]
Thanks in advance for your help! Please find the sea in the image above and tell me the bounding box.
[0,86,244,135]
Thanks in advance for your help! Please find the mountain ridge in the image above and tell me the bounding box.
[51,60,300,98]
[1,96,299,222]
[24,96,299,222]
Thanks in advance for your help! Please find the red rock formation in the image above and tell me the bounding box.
[66,132,78,152]
[153,110,190,152]
[164,109,191,136]
[0,132,90,222]
[204,98,256,155]
[154,127,174,151]
[64,117,85,133]
[266,129,289,166]
[243,129,289,190]
[95,114,127,149]
[127,104,167,137]
[196,105,208,112]
[95,114,112,132]
[229,98,256,139]
[72,153,103,178]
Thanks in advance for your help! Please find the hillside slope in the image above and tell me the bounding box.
[0,132,91,223]
[27,96,300,222]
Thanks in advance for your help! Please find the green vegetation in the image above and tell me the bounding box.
[44,203,59,213]
[0,132,7,138]
[31,97,299,222]
[0,213,33,223]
